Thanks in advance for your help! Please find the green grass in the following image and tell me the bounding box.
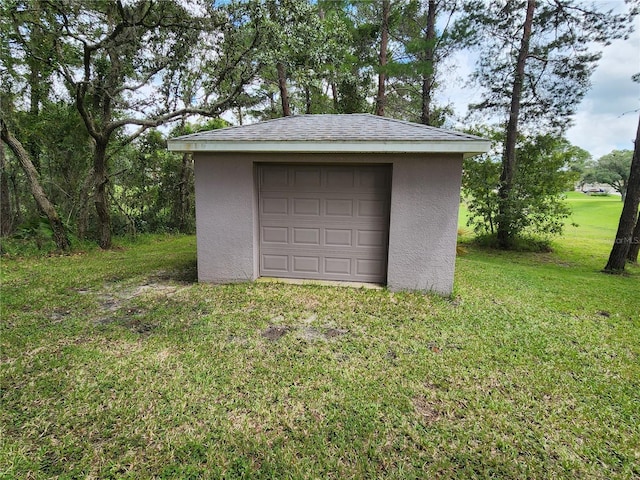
[1,197,638,479]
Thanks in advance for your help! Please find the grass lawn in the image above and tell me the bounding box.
[1,194,638,479]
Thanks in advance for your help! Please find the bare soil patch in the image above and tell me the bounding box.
[262,323,348,342]
[261,325,291,341]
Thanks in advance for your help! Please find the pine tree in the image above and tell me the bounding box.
[460,0,636,248]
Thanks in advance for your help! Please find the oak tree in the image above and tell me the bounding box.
[8,0,263,248]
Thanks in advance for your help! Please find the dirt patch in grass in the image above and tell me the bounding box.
[324,327,348,338]
[261,325,291,341]
[105,281,186,303]
[262,323,349,342]
[94,280,188,331]
[49,308,72,323]
[412,395,441,424]
[119,310,157,334]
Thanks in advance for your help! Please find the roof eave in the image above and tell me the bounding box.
[166,140,491,156]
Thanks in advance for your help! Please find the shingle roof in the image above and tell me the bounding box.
[167,114,490,155]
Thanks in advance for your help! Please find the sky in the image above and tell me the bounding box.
[564,31,640,159]
[442,1,640,160]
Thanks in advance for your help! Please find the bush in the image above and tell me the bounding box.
[462,132,580,247]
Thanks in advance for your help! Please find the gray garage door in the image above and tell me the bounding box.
[258,164,391,283]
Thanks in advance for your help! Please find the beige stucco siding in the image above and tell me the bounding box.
[387,154,462,294]
[194,155,258,283]
[193,152,463,294]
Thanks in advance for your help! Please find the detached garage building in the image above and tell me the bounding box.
[167,114,489,294]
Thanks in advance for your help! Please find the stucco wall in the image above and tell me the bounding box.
[387,154,463,294]
[193,152,463,294]
[194,155,257,283]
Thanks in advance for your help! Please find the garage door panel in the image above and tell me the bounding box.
[293,166,322,187]
[293,198,321,215]
[293,228,320,245]
[357,230,386,247]
[262,166,289,188]
[262,226,288,244]
[293,256,320,273]
[358,199,387,217]
[325,229,353,246]
[263,254,288,272]
[326,168,355,189]
[326,199,353,216]
[262,197,288,215]
[325,257,351,275]
[359,169,390,189]
[259,165,390,283]
[356,258,385,277]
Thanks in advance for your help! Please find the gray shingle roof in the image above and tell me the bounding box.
[167,114,490,155]
[172,114,483,142]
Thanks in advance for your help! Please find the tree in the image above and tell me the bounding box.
[604,116,640,273]
[332,3,377,114]
[462,130,579,243]
[252,0,352,119]
[109,119,229,236]
[265,0,293,116]
[0,136,12,236]
[627,210,640,263]
[391,0,460,126]
[593,150,633,201]
[0,117,70,250]
[375,0,390,116]
[7,0,263,248]
[460,0,636,248]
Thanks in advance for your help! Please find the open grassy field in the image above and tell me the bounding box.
[1,194,638,479]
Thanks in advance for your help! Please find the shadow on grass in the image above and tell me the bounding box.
[149,259,198,284]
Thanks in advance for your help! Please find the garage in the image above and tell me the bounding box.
[258,164,391,282]
[167,114,490,294]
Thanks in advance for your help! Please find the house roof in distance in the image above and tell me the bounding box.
[167,113,490,156]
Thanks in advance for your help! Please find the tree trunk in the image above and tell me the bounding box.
[93,140,111,249]
[276,63,292,117]
[0,118,70,250]
[0,140,14,236]
[421,0,437,126]
[27,65,43,172]
[9,170,22,227]
[331,81,339,112]
[305,85,312,114]
[77,167,94,240]
[496,0,535,249]
[604,115,640,272]
[375,0,390,117]
[626,209,640,263]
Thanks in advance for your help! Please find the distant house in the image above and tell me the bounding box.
[168,114,489,294]
[578,183,620,195]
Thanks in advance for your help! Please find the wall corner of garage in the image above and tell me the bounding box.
[194,153,257,283]
[386,154,463,295]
